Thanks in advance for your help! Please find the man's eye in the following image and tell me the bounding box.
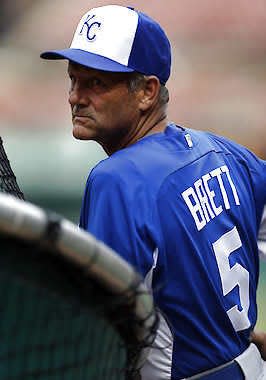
[88,78,105,88]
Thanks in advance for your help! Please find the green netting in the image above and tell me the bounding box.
[0,235,127,380]
[0,138,25,200]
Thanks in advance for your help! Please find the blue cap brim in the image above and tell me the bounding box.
[40,48,135,73]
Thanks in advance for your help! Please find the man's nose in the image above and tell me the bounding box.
[68,84,88,107]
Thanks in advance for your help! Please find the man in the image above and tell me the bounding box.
[41,5,266,379]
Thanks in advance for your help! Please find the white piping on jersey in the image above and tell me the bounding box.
[141,311,173,380]
[258,205,266,262]
[142,248,173,380]
[235,343,265,380]
[144,247,159,290]
[185,133,193,148]
[182,343,264,380]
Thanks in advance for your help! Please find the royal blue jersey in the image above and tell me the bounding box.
[79,123,266,379]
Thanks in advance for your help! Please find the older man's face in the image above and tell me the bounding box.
[68,62,142,154]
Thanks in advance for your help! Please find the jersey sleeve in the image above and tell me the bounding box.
[79,167,156,277]
[211,134,266,227]
[250,158,266,260]
[234,151,266,260]
[258,206,266,261]
[228,148,266,260]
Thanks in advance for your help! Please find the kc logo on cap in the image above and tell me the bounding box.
[41,5,171,85]
[79,14,101,42]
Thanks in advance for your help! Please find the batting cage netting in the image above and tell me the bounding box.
[0,137,25,200]
[0,194,157,380]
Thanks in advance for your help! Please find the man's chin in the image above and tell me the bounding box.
[73,134,87,141]
[72,125,94,141]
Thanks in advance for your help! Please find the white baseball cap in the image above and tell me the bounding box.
[40,5,171,84]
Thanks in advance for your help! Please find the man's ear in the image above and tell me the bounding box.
[138,76,161,112]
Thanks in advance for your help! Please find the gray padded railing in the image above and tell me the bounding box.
[0,193,157,378]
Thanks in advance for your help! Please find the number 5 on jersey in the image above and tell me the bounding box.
[213,226,251,331]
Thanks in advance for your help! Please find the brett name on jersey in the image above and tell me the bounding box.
[182,165,240,231]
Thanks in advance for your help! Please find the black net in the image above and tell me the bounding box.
[0,234,133,380]
[0,137,25,200]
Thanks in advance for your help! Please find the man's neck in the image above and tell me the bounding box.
[104,109,168,156]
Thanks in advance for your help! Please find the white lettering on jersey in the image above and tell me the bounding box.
[213,226,250,331]
[182,165,240,231]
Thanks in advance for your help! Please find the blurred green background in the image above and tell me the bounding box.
[1,0,265,331]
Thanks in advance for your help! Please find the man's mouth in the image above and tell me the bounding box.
[72,114,94,125]
[72,114,88,118]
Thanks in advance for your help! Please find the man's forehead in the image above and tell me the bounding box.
[67,61,137,81]
[68,61,99,74]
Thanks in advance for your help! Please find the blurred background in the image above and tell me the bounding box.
[0,0,265,329]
